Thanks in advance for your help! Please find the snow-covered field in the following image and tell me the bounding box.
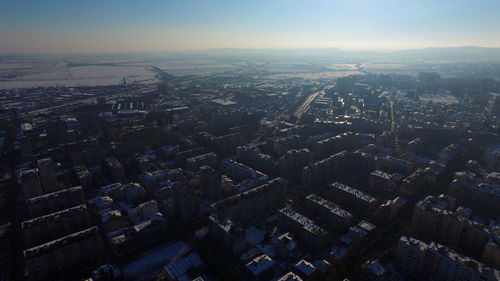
[69,66,154,79]
[325,64,358,71]
[361,63,408,70]
[0,63,34,69]
[154,59,239,76]
[420,94,459,104]
[262,62,314,73]
[0,56,247,86]
[0,64,157,89]
[265,71,362,80]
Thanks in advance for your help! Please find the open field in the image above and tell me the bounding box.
[420,94,459,104]
[264,71,362,80]
[361,63,408,70]
[0,59,157,89]
[325,64,359,71]
[1,50,500,89]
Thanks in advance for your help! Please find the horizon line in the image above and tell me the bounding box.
[1,45,500,56]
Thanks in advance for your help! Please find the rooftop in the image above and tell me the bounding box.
[306,193,353,219]
[26,185,83,204]
[164,252,203,280]
[246,254,276,276]
[277,272,303,281]
[279,207,328,236]
[329,182,377,203]
[294,259,317,276]
[24,226,100,258]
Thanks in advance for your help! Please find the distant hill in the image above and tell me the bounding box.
[389,46,500,62]
[201,46,500,63]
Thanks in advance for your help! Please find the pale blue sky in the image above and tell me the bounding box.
[1,0,499,53]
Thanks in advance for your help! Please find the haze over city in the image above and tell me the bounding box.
[0,1,499,281]
[2,0,500,53]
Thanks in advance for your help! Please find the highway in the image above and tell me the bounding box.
[293,85,334,118]
[390,101,400,153]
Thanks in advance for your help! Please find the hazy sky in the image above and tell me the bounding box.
[1,0,500,53]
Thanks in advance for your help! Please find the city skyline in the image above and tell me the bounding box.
[1,1,500,281]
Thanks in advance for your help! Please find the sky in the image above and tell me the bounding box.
[1,0,500,53]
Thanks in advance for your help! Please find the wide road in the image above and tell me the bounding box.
[293,85,334,118]
[390,101,400,152]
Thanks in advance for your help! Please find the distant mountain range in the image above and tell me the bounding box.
[3,46,499,65]
[389,46,500,62]
[199,46,500,63]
